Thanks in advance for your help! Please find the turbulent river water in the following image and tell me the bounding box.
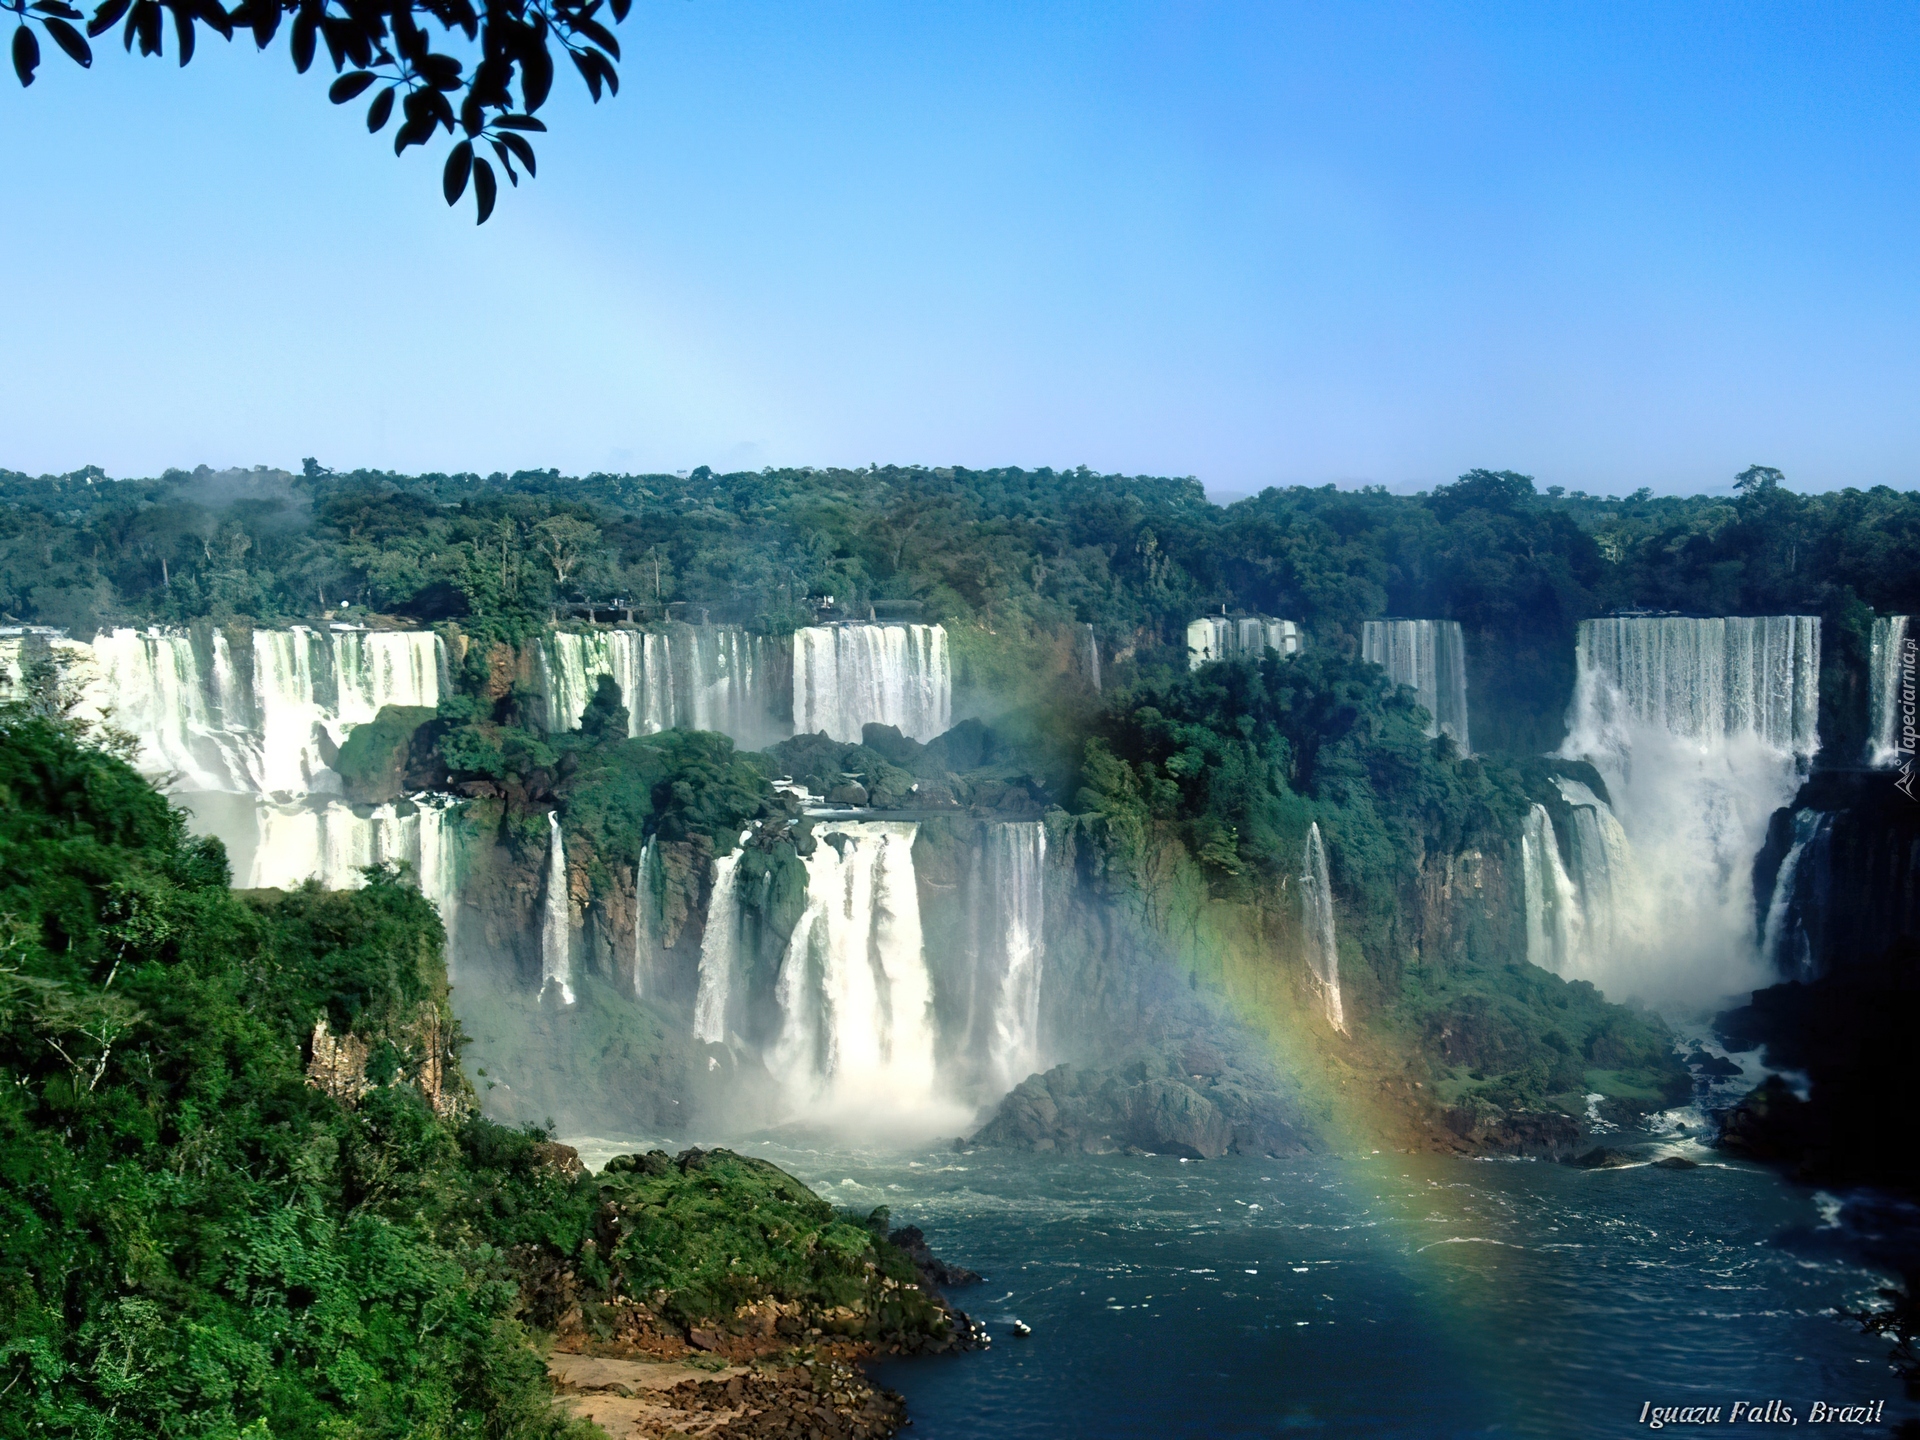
[564,1132,1908,1438]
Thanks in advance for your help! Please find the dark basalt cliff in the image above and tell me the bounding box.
[1719,769,1920,1193]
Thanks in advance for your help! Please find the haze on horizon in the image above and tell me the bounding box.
[2,2,1915,497]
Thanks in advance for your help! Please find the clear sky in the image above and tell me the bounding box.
[3,2,1916,497]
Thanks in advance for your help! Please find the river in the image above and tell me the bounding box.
[564,1130,1908,1437]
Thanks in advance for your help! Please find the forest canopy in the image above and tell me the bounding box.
[4,459,1912,757]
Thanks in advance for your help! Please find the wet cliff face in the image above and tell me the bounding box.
[1412,843,1525,974]
[1753,770,1920,980]
[1716,770,1920,1192]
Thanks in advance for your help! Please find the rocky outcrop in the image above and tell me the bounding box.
[968,1046,1314,1159]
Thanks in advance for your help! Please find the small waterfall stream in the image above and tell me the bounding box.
[541,812,575,1006]
[1300,823,1346,1033]
[692,848,746,1043]
[1869,615,1912,767]
[982,822,1048,1093]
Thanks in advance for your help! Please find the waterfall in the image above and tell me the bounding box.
[250,628,336,796]
[1300,823,1346,1033]
[1759,808,1830,979]
[692,848,745,1043]
[628,836,673,999]
[540,625,783,747]
[1869,616,1913,767]
[791,624,951,742]
[415,798,462,975]
[83,629,255,791]
[330,629,440,725]
[1360,619,1471,750]
[1078,624,1102,692]
[1186,616,1302,670]
[541,812,575,1006]
[978,821,1047,1094]
[1558,614,1820,1006]
[768,821,940,1115]
[1520,804,1585,978]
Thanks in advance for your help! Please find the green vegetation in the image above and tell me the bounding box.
[585,1152,947,1340]
[4,460,1910,756]
[0,711,953,1437]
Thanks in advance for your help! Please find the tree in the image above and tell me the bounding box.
[1734,465,1785,493]
[532,514,602,592]
[5,0,629,223]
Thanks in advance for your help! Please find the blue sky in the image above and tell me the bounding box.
[2,2,1916,497]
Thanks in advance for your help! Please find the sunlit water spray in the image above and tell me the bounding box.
[1551,615,1819,1009]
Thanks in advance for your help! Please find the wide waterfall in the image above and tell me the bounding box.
[692,848,746,1044]
[17,624,446,800]
[539,625,786,749]
[1187,616,1302,670]
[541,813,575,1006]
[791,624,951,743]
[239,794,461,953]
[1868,615,1913,767]
[767,821,949,1124]
[1300,823,1346,1033]
[1558,614,1819,1006]
[1360,619,1471,750]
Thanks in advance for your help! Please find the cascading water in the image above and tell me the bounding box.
[983,821,1044,1090]
[540,625,784,748]
[791,624,951,742]
[1758,808,1831,980]
[1869,615,1913,767]
[1557,614,1820,1006]
[767,821,948,1123]
[1186,616,1302,670]
[1078,624,1102,692]
[1518,781,1636,984]
[541,812,575,1005]
[692,848,746,1044]
[1360,619,1471,750]
[1520,804,1584,979]
[1300,823,1346,1033]
[330,629,441,725]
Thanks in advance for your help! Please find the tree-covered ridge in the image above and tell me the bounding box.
[5,460,1911,756]
[0,714,959,1438]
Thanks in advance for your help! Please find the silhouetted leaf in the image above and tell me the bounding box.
[472,154,495,223]
[290,10,314,70]
[85,0,130,41]
[575,16,618,59]
[328,68,374,102]
[521,29,551,110]
[191,0,227,41]
[171,0,193,64]
[494,112,546,131]
[570,48,600,101]
[44,16,90,64]
[488,137,517,185]
[609,0,630,23]
[442,138,471,204]
[12,24,40,85]
[496,128,535,178]
[365,83,393,131]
